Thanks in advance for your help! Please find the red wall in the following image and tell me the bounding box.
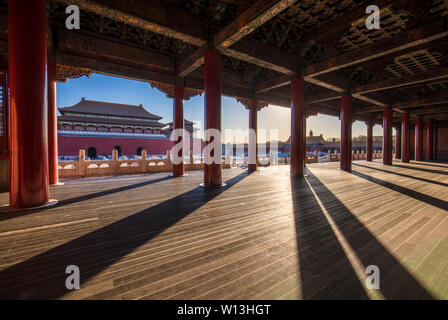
[409,128,415,160]
[58,136,204,156]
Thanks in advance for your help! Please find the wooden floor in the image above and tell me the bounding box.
[0,160,447,300]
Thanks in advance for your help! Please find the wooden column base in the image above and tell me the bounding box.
[0,199,58,213]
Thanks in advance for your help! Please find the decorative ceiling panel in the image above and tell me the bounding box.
[165,0,257,26]
[278,0,362,30]
[337,8,410,52]
[250,0,363,56]
[429,0,448,18]
[384,50,444,79]
[423,80,448,92]
[337,67,372,85]
[48,1,196,57]
[222,55,283,80]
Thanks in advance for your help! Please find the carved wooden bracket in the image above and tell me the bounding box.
[236,97,268,110]
[56,65,92,82]
[306,111,318,118]
[149,81,202,100]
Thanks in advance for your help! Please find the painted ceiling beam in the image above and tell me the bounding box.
[53,0,446,115]
[58,30,175,74]
[393,95,448,109]
[177,0,298,77]
[270,67,448,112]
[355,94,448,114]
[214,0,298,51]
[304,20,448,78]
[351,67,448,95]
[411,105,448,116]
[50,0,389,112]
[256,19,448,92]
[57,52,175,84]
[55,0,207,46]
[303,0,397,43]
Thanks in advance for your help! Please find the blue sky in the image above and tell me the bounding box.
[57,73,383,142]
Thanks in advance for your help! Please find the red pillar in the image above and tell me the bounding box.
[340,95,352,172]
[172,85,185,176]
[366,121,373,162]
[203,49,222,187]
[426,120,433,160]
[415,117,423,161]
[48,61,59,185]
[9,0,50,208]
[248,100,258,171]
[433,123,437,160]
[383,107,393,165]
[402,113,410,163]
[303,116,307,168]
[395,125,401,159]
[290,78,305,177]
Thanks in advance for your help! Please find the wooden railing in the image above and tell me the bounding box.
[59,149,231,179]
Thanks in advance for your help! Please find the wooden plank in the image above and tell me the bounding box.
[0,161,447,299]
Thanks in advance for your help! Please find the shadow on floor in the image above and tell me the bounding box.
[300,170,433,300]
[409,161,448,169]
[0,171,252,299]
[0,176,174,222]
[290,175,367,299]
[352,170,448,211]
[392,164,448,176]
[353,163,448,188]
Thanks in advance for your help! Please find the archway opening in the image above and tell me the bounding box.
[87,146,97,159]
[114,145,122,157]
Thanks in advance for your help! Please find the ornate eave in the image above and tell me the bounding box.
[149,81,203,100]
[236,97,268,111]
[306,111,318,118]
[56,65,93,82]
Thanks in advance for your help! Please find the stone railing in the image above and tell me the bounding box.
[59,149,231,179]
[330,151,340,162]
[328,150,383,162]
[307,151,319,163]
[59,149,385,179]
[354,150,383,160]
[230,153,276,168]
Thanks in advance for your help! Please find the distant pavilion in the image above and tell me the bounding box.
[57,98,170,157]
